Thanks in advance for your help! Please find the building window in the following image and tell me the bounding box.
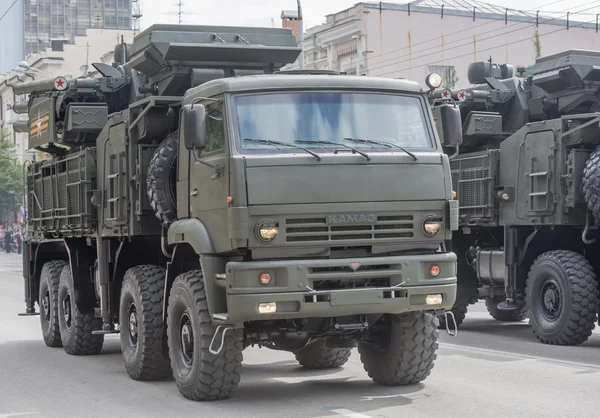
[427,65,458,89]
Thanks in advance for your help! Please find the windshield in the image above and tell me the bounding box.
[232,91,434,153]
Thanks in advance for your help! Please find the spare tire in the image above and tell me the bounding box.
[582,145,600,221]
[147,131,178,226]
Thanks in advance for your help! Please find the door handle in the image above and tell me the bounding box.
[190,189,198,197]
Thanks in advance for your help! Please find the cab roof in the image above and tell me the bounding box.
[184,74,425,101]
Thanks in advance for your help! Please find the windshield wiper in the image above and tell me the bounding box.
[343,137,418,161]
[243,138,322,161]
[295,139,370,161]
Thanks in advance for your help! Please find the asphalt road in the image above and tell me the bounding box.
[1,251,600,418]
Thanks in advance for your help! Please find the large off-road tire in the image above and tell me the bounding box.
[582,145,600,221]
[147,131,178,226]
[294,340,351,369]
[526,250,599,345]
[39,260,68,347]
[438,298,472,329]
[167,270,243,401]
[358,312,439,386]
[119,265,172,381]
[57,265,104,355]
[485,295,528,322]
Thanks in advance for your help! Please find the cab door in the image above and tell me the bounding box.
[187,96,232,252]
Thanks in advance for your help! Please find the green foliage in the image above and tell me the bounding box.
[0,129,24,224]
[533,30,542,59]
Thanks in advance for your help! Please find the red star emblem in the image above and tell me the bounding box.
[459,91,466,100]
[442,90,449,98]
[55,78,64,88]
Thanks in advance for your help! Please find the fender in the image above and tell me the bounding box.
[166,218,227,321]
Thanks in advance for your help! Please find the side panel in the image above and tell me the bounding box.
[499,123,565,226]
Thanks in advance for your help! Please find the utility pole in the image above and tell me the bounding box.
[297,0,304,70]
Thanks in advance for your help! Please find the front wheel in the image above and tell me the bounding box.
[167,270,243,401]
[358,312,439,386]
[526,250,599,345]
[294,340,351,370]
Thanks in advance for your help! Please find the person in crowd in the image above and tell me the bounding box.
[4,228,13,253]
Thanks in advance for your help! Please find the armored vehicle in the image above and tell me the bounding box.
[429,50,600,345]
[14,24,461,401]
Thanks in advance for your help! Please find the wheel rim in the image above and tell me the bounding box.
[539,278,562,321]
[179,312,194,367]
[63,293,72,329]
[42,289,50,321]
[128,303,138,347]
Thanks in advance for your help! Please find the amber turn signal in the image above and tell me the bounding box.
[429,264,441,277]
[259,272,271,285]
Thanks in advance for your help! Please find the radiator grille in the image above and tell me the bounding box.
[285,215,414,243]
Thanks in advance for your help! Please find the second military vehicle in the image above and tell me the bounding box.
[13,24,462,400]
[429,50,600,346]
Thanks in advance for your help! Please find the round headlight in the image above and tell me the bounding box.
[256,220,279,242]
[423,216,443,236]
[425,72,442,90]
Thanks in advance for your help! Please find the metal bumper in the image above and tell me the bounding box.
[223,252,457,322]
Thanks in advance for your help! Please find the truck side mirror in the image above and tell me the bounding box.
[433,104,463,148]
[182,103,207,151]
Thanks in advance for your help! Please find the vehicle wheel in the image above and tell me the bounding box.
[119,265,172,381]
[526,250,599,345]
[39,260,68,347]
[294,340,351,369]
[485,294,528,322]
[582,145,600,221]
[437,298,471,329]
[358,312,439,386]
[147,131,178,226]
[57,265,104,355]
[167,270,243,401]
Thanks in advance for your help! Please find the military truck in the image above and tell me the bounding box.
[12,24,462,401]
[428,50,600,346]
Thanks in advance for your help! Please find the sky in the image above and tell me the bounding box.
[139,0,600,30]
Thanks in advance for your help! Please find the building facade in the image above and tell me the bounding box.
[0,0,133,74]
[289,1,600,89]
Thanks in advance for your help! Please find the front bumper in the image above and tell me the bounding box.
[224,252,457,322]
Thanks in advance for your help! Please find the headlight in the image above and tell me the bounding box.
[423,216,443,236]
[425,72,442,90]
[256,220,279,242]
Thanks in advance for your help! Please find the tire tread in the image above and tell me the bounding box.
[526,250,599,345]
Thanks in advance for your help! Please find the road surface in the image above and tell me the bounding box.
[1,251,599,418]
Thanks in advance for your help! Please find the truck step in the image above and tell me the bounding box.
[213,313,229,321]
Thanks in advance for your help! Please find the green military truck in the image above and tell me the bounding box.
[13,24,461,401]
[429,51,600,346]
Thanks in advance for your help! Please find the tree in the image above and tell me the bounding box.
[0,129,24,225]
[533,30,542,59]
